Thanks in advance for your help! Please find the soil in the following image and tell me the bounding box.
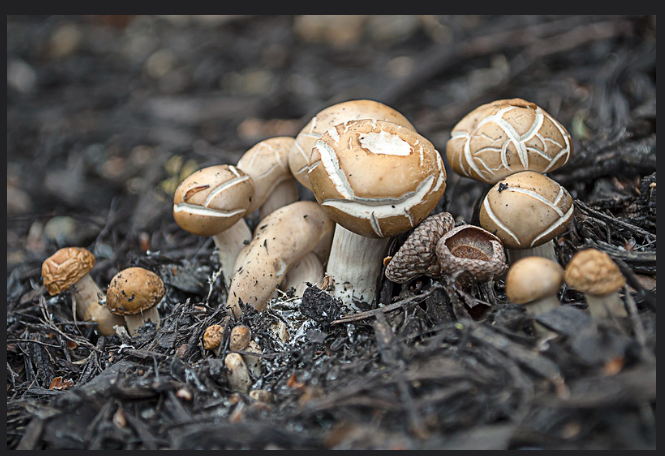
[7,15,657,450]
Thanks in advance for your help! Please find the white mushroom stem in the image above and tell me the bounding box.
[124,307,161,336]
[585,292,627,318]
[281,252,324,297]
[212,219,253,290]
[258,179,299,221]
[507,240,558,264]
[70,274,104,320]
[523,295,561,340]
[325,225,390,309]
[83,301,125,336]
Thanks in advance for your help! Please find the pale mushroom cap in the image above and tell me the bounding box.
[479,171,573,249]
[289,99,415,189]
[308,119,447,238]
[564,248,626,296]
[173,165,255,237]
[42,247,96,295]
[106,267,165,316]
[237,136,295,214]
[446,98,573,184]
[505,256,564,304]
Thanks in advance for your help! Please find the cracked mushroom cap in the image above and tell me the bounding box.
[446,98,573,184]
[505,256,564,304]
[173,165,255,237]
[42,247,96,295]
[308,119,446,239]
[479,171,574,250]
[564,248,626,296]
[106,267,165,316]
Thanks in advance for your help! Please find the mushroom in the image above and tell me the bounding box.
[203,324,224,351]
[106,267,165,335]
[173,164,255,289]
[446,98,573,185]
[288,99,416,190]
[479,170,573,263]
[280,252,324,297]
[229,325,251,351]
[308,119,447,308]
[224,353,251,393]
[225,200,334,318]
[41,246,124,335]
[564,248,627,318]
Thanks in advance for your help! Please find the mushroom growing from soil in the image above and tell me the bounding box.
[446,98,573,185]
[41,246,124,335]
[308,119,446,308]
[224,353,252,393]
[479,170,573,263]
[173,164,255,289]
[106,267,165,335]
[564,248,627,318]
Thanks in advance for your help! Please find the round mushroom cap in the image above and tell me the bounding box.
[564,248,626,296]
[479,171,573,249]
[106,267,165,316]
[173,165,255,237]
[446,98,573,184]
[289,99,415,190]
[308,119,446,238]
[42,247,96,295]
[505,256,564,304]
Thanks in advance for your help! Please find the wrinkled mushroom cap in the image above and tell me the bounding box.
[106,267,165,316]
[479,171,574,249]
[42,247,96,295]
[505,256,564,304]
[173,165,255,237]
[446,98,573,184]
[308,119,446,238]
[289,99,416,190]
[564,248,626,296]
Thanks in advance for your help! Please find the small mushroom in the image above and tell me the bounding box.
[479,171,573,263]
[224,352,251,393]
[446,98,573,184]
[564,248,627,318]
[173,165,255,289]
[280,252,324,297]
[308,119,447,307]
[106,267,165,335]
[203,324,224,351]
[229,325,251,351]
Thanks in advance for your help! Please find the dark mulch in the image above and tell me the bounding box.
[7,15,656,450]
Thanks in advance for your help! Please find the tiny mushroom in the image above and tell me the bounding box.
[224,353,252,393]
[506,256,564,316]
[42,246,124,335]
[203,324,224,351]
[308,119,446,308]
[106,267,165,335]
[446,98,573,185]
[173,165,255,289]
[479,171,574,263]
[229,325,251,351]
[564,248,627,318]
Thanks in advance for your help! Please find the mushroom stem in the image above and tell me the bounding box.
[123,306,161,336]
[83,301,126,336]
[281,252,324,297]
[325,225,390,309]
[523,295,561,316]
[212,219,252,290]
[258,179,299,221]
[70,274,104,320]
[585,292,627,318]
[507,240,558,264]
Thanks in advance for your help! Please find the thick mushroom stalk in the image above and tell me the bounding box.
[281,252,324,297]
[226,201,334,318]
[308,119,447,309]
[106,267,165,335]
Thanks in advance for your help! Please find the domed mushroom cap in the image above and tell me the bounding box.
[505,256,564,304]
[173,165,255,237]
[479,171,573,250]
[564,249,626,296]
[106,267,165,316]
[289,99,415,189]
[308,119,446,238]
[42,247,96,295]
[446,98,573,184]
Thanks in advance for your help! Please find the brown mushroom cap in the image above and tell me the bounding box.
[106,267,165,316]
[564,248,626,296]
[505,256,564,304]
[308,119,446,239]
[479,171,573,249]
[446,98,573,184]
[42,247,96,295]
[173,165,255,237]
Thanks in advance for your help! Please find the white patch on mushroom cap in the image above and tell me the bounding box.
[358,130,412,156]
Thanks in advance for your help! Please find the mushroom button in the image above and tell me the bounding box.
[173,165,255,289]
[288,99,416,191]
[564,248,627,318]
[106,267,165,335]
[308,119,446,308]
[446,98,573,185]
[479,170,573,263]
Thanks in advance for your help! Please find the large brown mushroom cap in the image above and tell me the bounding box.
[564,248,626,296]
[42,247,96,295]
[446,98,573,184]
[505,256,564,304]
[106,267,165,316]
[308,119,446,238]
